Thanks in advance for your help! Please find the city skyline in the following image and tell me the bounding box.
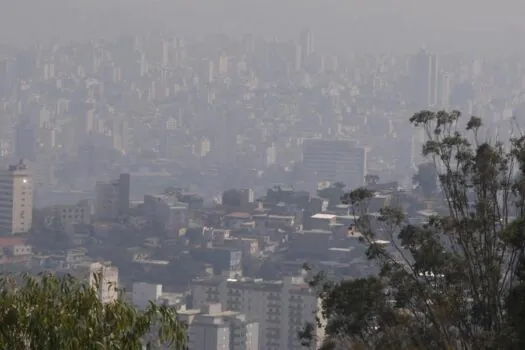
[0,3,523,349]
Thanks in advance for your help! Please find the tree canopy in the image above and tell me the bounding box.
[412,162,438,197]
[0,273,186,349]
[303,110,525,350]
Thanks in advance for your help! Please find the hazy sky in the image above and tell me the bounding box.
[1,0,524,54]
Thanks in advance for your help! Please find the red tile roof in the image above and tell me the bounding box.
[0,237,25,247]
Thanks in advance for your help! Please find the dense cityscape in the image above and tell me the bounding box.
[1,12,525,350]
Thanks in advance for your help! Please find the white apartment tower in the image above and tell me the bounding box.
[299,29,314,59]
[302,138,367,190]
[191,275,323,350]
[410,49,440,108]
[0,160,33,234]
[439,72,452,109]
[72,262,119,304]
[180,303,259,350]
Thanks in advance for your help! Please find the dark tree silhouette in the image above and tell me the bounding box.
[413,162,438,197]
[302,110,525,350]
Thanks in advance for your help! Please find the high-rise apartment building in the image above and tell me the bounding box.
[439,72,452,109]
[15,118,37,161]
[299,29,314,59]
[112,119,129,155]
[410,49,440,108]
[266,144,276,166]
[302,139,367,190]
[428,53,440,106]
[218,55,229,76]
[162,41,170,67]
[207,59,215,84]
[0,161,33,235]
[293,42,302,72]
[180,303,259,350]
[94,173,130,221]
[191,275,323,350]
[140,53,148,77]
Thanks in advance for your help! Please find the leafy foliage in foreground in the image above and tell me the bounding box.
[0,273,186,350]
[303,111,525,350]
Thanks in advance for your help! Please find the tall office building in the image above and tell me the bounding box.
[15,50,37,80]
[38,124,56,150]
[293,42,302,72]
[439,72,452,109]
[410,50,440,108]
[15,118,37,161]
[472,59,483,78]
[428,54,439,106]
[161,41,170,67]
[191,275,323,350]
[75,109,95,142]
[207,59,215,84]
[112,119,129,155]
[0,161,33,235]
[299,29,314,59]
[94,173,130,221]
[266,144,277,166]
[140,53,148,77]
[218,55,229,76]
[25,159,56,187]
[180,303,259,350]
[302,139,367,189]
[242,34,255,53]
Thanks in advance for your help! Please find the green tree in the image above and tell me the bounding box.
[0,273,186,349]
[302,110,525,349]
[412,162,438,197]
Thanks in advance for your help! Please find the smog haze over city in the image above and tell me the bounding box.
[0,1,524,349]
[2,0,525,53]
